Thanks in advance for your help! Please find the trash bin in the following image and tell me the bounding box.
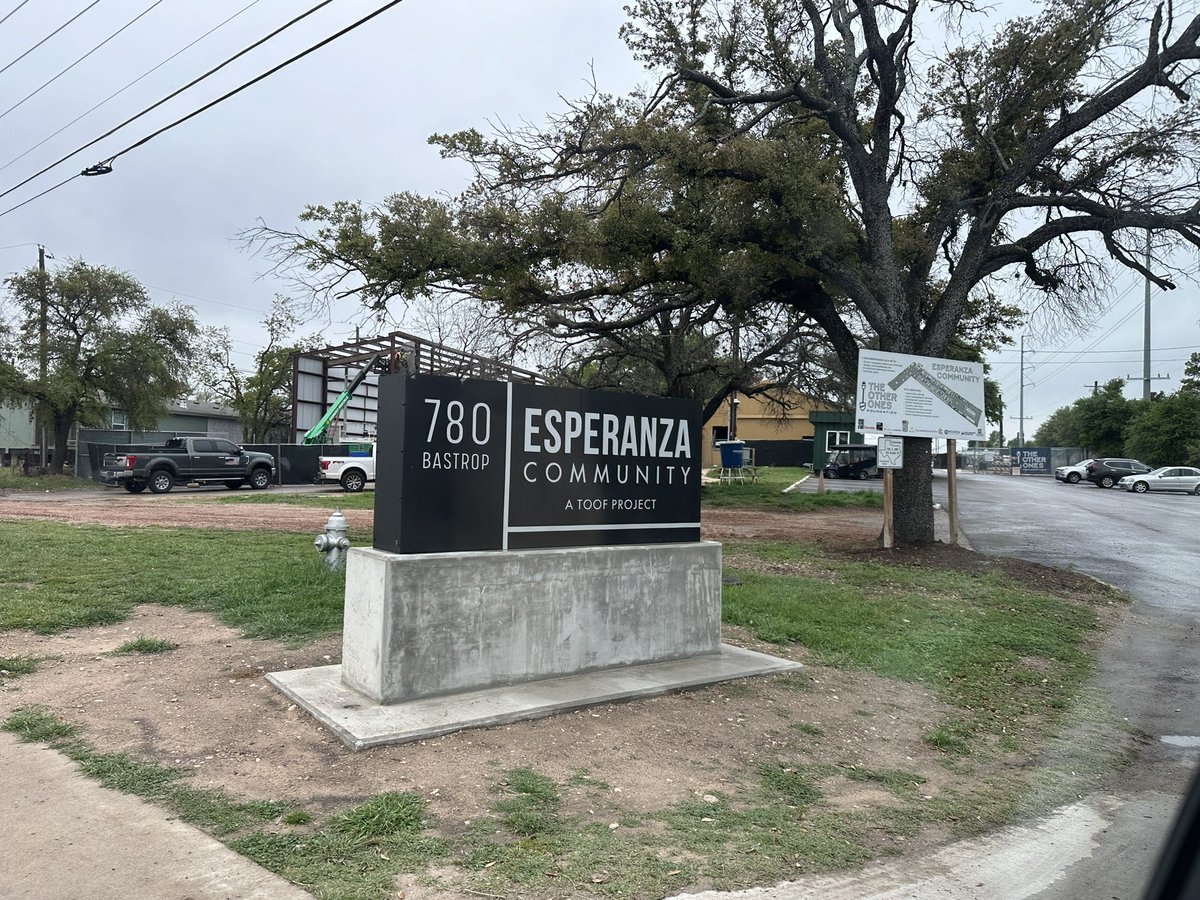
[719,440,746,468]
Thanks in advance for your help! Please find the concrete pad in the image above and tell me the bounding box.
[0,732,312,900]
[269,645,801,750]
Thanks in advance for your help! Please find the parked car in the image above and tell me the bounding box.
[100,437,275,494]
[1085,457,1153,488]
[1054,458,1095,484]
[318,443,376,492]
[1117,466,1200,495]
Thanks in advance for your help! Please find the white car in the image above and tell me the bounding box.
[1054,458,1094,484]
[1117,466,1200,495]
[318,443,377,492]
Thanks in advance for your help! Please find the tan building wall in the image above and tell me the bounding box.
[701,392,832,467]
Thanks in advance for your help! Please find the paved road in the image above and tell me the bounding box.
[938,471,1200,900]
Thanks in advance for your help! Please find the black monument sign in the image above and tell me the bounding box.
[373,373,702,554]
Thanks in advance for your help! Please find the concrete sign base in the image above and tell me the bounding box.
[340,542,726,704]
[269,540,800,748]
[268,647,801,750]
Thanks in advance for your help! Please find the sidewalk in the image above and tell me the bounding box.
[0,732,312,900]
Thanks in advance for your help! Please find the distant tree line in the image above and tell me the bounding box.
[1030,353,1200,465]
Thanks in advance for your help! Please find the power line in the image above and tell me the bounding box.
[0,0,31,29]
[0,0,102,77]
[0,0,338,207]
[97,0,409,171]
[0,0,167,123]
[990,343,1200,357]
[0,0,265,176]
[0,172,79,218]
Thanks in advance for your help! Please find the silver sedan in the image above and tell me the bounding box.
[1117,466,1200,495]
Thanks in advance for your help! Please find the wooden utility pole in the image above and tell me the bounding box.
[37,245,48,471]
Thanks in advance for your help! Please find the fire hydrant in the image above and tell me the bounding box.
[314,508,351,570]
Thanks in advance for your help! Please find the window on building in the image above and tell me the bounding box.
[826,430,849,451]
[111,410,127,431]
[711,425,729,446]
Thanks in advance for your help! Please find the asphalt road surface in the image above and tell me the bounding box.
[938,471,1200,900]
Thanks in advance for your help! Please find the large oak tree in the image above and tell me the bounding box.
[252,0,1200,543]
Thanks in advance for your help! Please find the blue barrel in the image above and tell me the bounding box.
[719,441,746,468]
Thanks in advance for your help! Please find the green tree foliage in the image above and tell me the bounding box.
[194,298,317,443]
[1073,379,1139,457]
[1032,406,1084,449]
[0,260,198,473]
[1181,352,1200,395]
[249,0,1200,544]
[1124,391,1200,466]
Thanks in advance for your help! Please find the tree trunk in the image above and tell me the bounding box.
[48,412,74,476]
[892,437,935,545]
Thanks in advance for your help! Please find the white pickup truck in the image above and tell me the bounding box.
[318,443,376,492]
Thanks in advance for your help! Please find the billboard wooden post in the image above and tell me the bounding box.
[947,439,959,546]
[882,468,894,549]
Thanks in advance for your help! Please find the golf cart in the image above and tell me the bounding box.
[823,444,880,480]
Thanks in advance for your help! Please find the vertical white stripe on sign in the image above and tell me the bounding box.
[502,381,513,550]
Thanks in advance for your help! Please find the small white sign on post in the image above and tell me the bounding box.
[876,435,904,469]
[855,349,986,441]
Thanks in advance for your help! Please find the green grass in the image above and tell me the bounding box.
[112,636,178,654]
[0,655,39,681]
[219,491,377,511]
[702,467,882,511]
[0,471,102,491]
[722,541,1105,753]
[0,522,347,643]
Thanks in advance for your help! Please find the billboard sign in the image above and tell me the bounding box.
[1016,447,1052,475]
[373,373,702,554]
[855,349,986,441]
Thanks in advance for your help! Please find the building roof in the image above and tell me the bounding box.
[166,399,240,420]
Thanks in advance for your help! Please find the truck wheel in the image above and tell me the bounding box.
[249,467,272,490]
[124,481,147,494]
[340,469,366,493]
[148,470,173,494]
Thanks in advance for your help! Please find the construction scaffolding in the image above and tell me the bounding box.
[289,330,542,444]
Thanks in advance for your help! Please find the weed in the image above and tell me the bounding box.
[0,655,38,680]
[791,722,825,737]
[494,767,561,837]
[3,706,78,743]
[758,763,823,805]
[112,636,178,655]
[925,718,975,755]
[281,810,313,826]
[330,791,426,840]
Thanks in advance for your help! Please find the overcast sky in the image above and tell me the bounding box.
[1,0,1196,441]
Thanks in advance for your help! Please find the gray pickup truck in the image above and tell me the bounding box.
[101,437,276,494]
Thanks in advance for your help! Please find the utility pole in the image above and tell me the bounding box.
[1018,333,1025,447]
[37,245,48,471]
[1142,230,1151,400]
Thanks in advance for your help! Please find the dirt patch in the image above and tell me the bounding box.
[0,605,958,831]
[0,492,367,533]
